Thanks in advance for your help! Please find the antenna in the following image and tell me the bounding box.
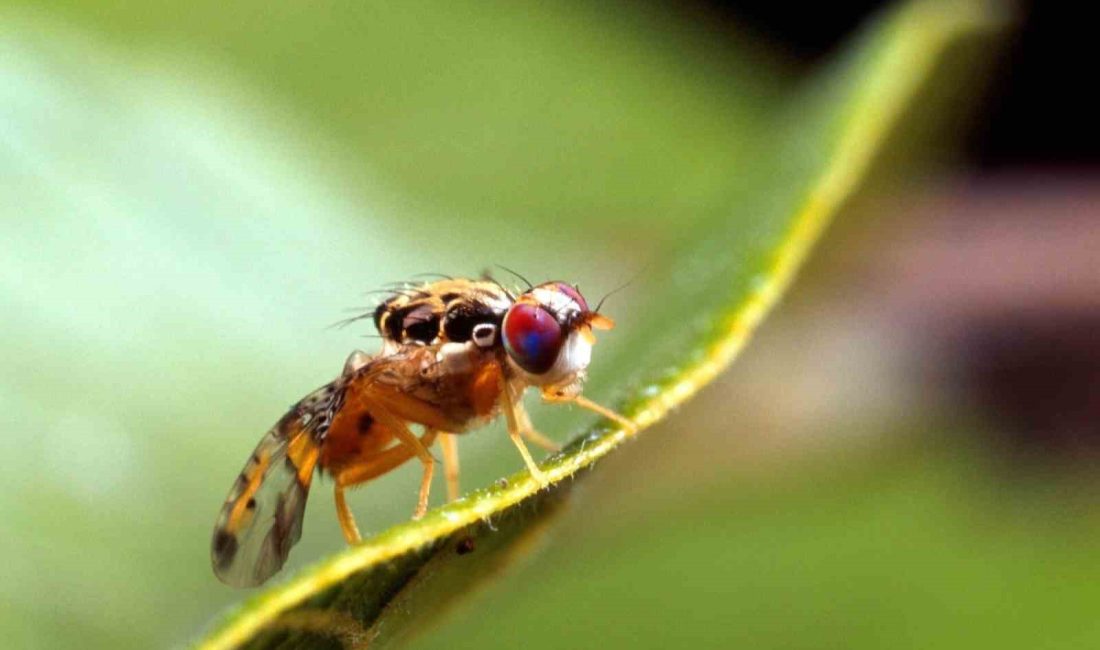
[495,264,534,291]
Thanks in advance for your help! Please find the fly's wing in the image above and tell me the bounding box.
[211,383,337,587]
[211,347,464,587]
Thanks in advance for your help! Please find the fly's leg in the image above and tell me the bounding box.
[544,391,637,435]
[440,433,461,502]
[333,428,439,544]
[367,406,437,519]
[333,484,362,545]
[500,381,549,486]
[513,398,561,452]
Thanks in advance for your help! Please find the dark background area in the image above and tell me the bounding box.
[677,0,1097,167]
[666,0,1100,465]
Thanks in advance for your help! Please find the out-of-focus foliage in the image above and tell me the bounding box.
[195,4,1004,649]
[415,436,1100,650]
[0,1,1018,649]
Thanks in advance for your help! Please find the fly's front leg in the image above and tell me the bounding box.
[500,381,549,486]
[513,394,561,452]
[440,433,461,502]
[543,390,637,435]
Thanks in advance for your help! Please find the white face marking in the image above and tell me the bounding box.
[471,323,496,348]
[553,330,592,377]
[506,329,592,388]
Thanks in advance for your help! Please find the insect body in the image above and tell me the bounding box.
[211,277,633,587]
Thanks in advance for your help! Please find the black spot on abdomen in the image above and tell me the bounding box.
[358,413,375,436]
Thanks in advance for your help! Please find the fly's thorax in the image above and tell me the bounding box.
[434,341,479,375]
[372,279,511,348]
[342,350,371,376]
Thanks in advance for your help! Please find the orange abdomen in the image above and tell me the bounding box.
[319,408,394,471]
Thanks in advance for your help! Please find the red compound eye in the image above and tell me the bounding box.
[502,303,563,374]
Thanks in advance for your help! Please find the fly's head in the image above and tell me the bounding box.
[501,281,614,398]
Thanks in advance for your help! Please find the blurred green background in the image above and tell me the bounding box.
[5,1,1100,649]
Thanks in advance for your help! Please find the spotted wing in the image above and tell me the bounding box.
[210,384,338,587]
[211,346,480,587]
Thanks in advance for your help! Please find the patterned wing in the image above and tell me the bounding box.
[210,345,485,587]
[210,382,341,587]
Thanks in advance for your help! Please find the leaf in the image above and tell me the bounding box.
[194,2,1004,648]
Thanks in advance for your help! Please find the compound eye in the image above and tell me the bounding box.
[502,303,563,374]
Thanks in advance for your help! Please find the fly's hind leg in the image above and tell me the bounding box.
[366,405,437,520]
[334,428,440,544]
